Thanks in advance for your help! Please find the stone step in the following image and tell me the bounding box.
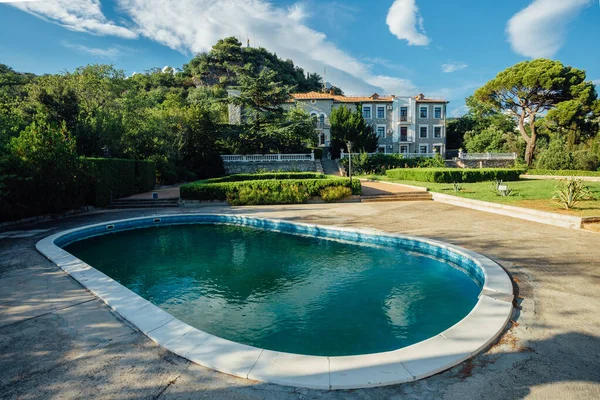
[108,199,180,209]
[361,193,432,202]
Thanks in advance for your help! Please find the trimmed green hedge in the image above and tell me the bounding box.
[181,176,361,202]
[203,172,326,183]
[527,169,600,177]
[386,168,525,183]
[136,160,157,192]
[82,158,155,206]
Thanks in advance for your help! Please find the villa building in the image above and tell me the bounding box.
[228,90,449,157]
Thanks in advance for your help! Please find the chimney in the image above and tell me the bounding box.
[329,88,335,95]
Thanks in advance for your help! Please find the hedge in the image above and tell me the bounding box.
[526,169,600,177]
[386,168,525,183]
[135,160,157,192]
[202,172,326,183]
[181,177,361,202]
[82,158,155,206]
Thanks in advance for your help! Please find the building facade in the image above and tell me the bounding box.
[229,90,448,157]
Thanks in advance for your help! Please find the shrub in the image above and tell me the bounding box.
[313,148,323,160]
[552,178,593,210]
[526,169,600,177]
[162,170,178,185]
[385,168,525,183]
[535,138,573,170]
[227,184,310,205]
[571,150,599,171]
[181,175,361,202]
[320,186,352,202]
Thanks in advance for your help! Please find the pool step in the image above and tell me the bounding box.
[108,199,180,209]
[361,192,432,202]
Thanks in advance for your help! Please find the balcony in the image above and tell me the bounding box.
[316,122,331,130]
[399,135,414,143]
[398,116,412,124]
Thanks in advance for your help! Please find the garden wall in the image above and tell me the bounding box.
[223,161,318,174]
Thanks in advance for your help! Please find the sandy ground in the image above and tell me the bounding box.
[1,202,599,399]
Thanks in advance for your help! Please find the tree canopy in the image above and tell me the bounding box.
[474,59,598,165]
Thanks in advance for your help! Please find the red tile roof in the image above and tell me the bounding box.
[288,92,447,103]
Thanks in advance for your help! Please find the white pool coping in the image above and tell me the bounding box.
[36,214,514,390]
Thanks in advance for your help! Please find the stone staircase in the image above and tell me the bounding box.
[108,198,180,209]
[361,191,432,202]
[321,159,342,176]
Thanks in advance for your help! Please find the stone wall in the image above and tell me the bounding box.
[224,161,319,174]
[458,159,517,168]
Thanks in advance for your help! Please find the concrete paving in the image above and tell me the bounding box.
[1,202,599,399]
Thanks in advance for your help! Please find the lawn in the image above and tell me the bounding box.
[359,175,600,217]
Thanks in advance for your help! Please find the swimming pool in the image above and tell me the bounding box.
[37,214,513,389]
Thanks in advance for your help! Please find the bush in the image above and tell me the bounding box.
[527,169,600,177]
[162,170,178,185]
[181,175,361,202]
[227,184,310,205]
[535,138,573,170]
[552,178,593,210]
[313,148,323,160]
[320,186,352,202]
[571,150,599,171]
[386,168,525,183]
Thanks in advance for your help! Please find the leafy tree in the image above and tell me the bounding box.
[184,36,324,92]
[2,121,82,219]
[330,105,378,157]
[229,66,293,153]
[475,59,598,165]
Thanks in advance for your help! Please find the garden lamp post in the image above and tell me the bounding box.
[347,141,353,183]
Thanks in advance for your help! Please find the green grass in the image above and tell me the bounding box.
[359,175,600,217]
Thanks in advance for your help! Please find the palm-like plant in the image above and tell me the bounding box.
[552,178,592,210]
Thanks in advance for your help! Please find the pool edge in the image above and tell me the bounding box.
[36,213,513,390]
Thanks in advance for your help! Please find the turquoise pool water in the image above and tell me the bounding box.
[64,224,481,356]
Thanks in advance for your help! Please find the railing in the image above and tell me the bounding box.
[340,151,438,159]
[221,153,315,162]
[458,152,517,160]
[399,135,414,142]
[316,122,330,129]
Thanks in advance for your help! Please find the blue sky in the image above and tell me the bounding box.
[1,0,599,116]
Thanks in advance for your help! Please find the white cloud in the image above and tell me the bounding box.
[592,79,600,86]
[441,62,468,73]
[9,0,137,38]
[113,0,415,95]
[506,0,592,58]
[61,41,123,59]
[8,0,419,95]
[386,0,430,46]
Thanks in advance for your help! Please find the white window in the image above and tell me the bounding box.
[400,107,408,122]
[434,107,442,119]
[400,145,408,154]
[363,106,372,119]
[420,145,429,154]
[433,145,443,154]
[433,126,443,138]
[377,125,386,139]
[377,106,385,119]
[419,125,428,139]
[419,106,428,119]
